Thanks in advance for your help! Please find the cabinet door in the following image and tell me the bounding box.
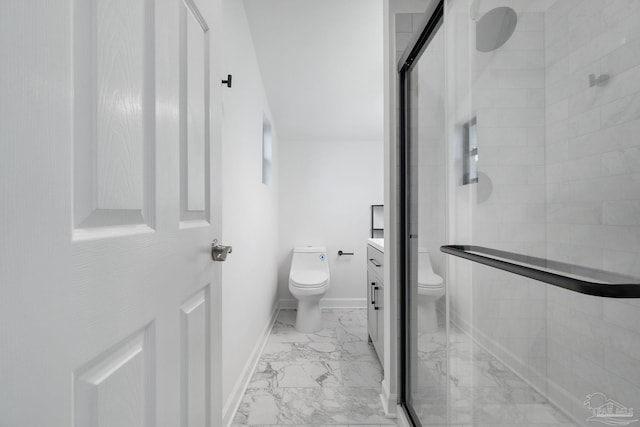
[367,268,378,344]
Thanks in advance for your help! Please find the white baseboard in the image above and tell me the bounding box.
[279,298,367,309]
[380,379,397,418]
[222,304,280,427]
[546,376,585,427]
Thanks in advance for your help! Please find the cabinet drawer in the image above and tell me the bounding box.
[367,245,384,272]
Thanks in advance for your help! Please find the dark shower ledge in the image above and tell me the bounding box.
[440,245,640,298]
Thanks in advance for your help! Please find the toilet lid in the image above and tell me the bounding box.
[291,271,329,288]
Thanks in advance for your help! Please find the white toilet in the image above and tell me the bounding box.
[417,248,445,334]
[289,246,331,333]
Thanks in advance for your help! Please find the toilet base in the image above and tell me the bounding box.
[418,296,439,334]
[295,300,322,333]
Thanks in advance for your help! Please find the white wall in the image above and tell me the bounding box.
[221,0,279,416]
[243,0,384,142]
[277,139,383,306]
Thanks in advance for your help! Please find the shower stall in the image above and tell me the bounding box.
[398,1,640,426]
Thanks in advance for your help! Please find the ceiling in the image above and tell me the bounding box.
[243,0,383,142]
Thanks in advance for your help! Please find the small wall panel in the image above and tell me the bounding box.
[180,0,210,224]
[74,327,155,427]
[181,286,210,427]
[73,0,155,239]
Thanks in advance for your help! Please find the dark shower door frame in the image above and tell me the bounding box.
[397,1,444,426]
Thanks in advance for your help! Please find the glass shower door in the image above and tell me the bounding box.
[401,1,640,426]
[400,4,449,426]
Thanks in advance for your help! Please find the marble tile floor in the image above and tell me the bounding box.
[232,309,576,427]
[232,309,395,426]
[412,326,578,426]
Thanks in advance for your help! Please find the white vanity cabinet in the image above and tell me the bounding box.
[367,242,384,364]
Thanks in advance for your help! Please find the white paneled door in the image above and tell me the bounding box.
[0,0,223,426]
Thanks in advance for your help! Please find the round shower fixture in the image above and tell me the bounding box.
[476,6,518,52]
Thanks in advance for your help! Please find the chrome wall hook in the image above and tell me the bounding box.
[589,73,610,87]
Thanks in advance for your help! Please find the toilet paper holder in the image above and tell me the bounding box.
[338,250,354,256]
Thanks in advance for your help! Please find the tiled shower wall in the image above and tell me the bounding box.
[452,1,550,394]
[544,0,640,423]
[447,0,640,425]
[404,0,640,425]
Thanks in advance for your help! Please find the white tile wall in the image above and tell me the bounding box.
[545,0,640,423]
[458,5,550,394]
[448,2,640,425]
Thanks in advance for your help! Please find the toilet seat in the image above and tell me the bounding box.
[290,271,329,288]
[418,273,445,297]
[418,271,444,288]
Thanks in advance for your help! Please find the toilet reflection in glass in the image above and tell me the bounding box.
[417,248,445,334]
[288,246,331,332]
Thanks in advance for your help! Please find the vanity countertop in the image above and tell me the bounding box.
[367,238,384,252]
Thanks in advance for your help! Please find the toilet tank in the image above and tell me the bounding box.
[418,247,434,274]
[290,246,329,273]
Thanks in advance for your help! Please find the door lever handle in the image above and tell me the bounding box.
[211,239,232,262]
